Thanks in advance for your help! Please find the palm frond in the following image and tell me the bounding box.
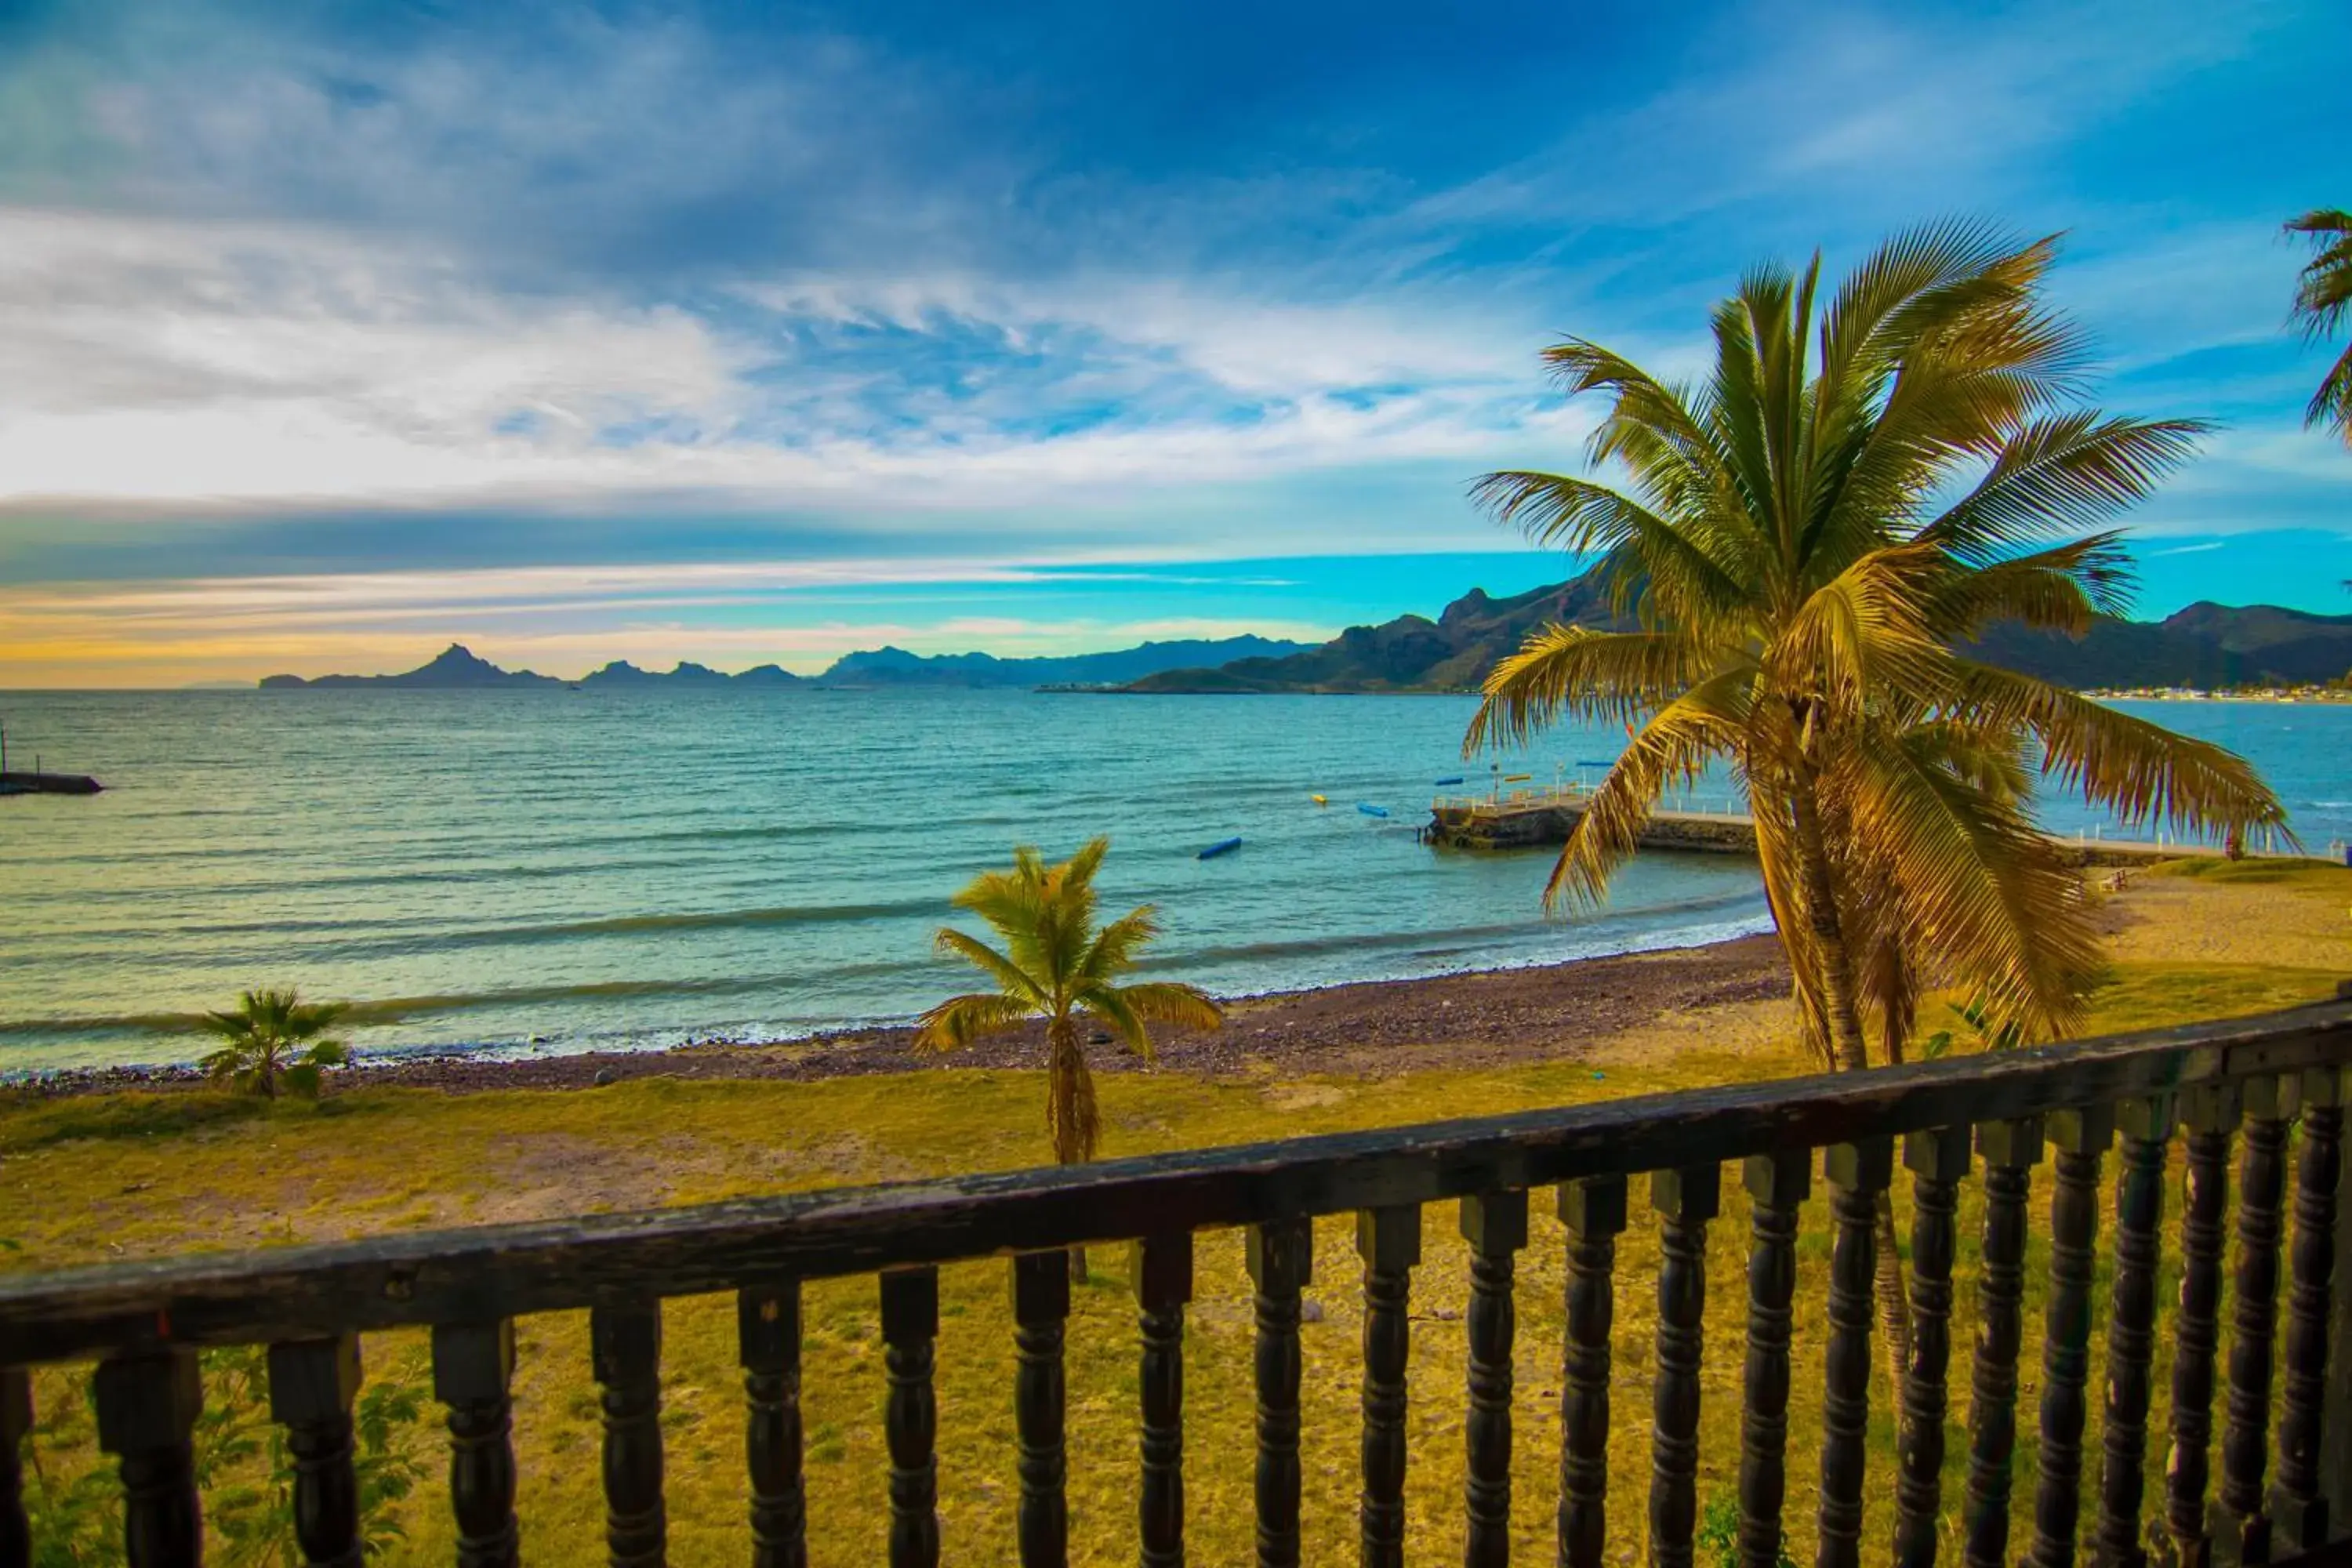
[1543,668,1752,911]
[1950,660,2292,840]
[912,993,1035,1054]
[934,927,1047,1007]
[1106,981,1224,1033]
[1079,906,1161,984]
[1916,413,2208,564]
[1465,627,1734,753]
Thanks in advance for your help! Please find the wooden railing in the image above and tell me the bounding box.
[5,996,2352,1566]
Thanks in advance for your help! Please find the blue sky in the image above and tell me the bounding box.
[0,0,2346,683]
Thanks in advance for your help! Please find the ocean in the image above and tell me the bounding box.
[2,689,2347,1075]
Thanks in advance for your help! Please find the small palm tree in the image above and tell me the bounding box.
[919,837,1221,1180]
[2286,209,2352,444]
[198,988,350,1100]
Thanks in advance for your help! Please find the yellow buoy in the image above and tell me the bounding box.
[1310,794,1327,806]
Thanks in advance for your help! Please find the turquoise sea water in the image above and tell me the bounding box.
[2,690,2347,1074]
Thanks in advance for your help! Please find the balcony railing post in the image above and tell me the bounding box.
[2096,1094,2175,1568]
[2220,1073,2300,1567]
[1649,1166,1720,1568]
[1009,1250,1071,1568]
[1965,1117,2045,1568]
[1248,1216,1313,1568]
[1355,1204,1421,1568]
[1131,1232,1194,1568]
[590,1300,666,1568]
[266,1334,364,1568]
[2168,1083,2242,1568]
[1736,1150,1809,1568]
[1558,1174,1628,1568]
[880,1266,942,1568]
[1895,1127,1970,1568]
[93,1347,203,1568]
[2274,1068,2345,1552]
[1817,1137,1892,1568]
[433,1319,521,1568]
[2027,1105,2114,1568]
[1,1367,30,1567]
[738,1283,808,1568]
[1462,1189,1528,1568]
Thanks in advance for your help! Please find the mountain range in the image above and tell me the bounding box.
[254,580,2352,696]
[256,634,1312,690]
[1123,567,2352,693]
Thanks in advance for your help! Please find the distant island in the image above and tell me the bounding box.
[257,634,1312,690]
[1118,567,2352,695]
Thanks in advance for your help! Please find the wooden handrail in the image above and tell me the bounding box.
[2,999,2349,1367]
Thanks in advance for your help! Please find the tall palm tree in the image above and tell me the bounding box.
[919,838,1222,1234]
[198,987,350,1100]
[1465,222,2288,1388]
[2286,209,2352,445]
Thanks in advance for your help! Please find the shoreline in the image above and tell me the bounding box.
[3,933,1793,1102]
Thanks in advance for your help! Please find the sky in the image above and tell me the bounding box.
[0,0,2347,686]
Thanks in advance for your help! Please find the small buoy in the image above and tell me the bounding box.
[1309,794,1327,806]
[1433,775,1465,786]
[1197,837,1243,860]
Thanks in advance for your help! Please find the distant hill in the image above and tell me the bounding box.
[1123,570,1630,692]
[1123,578,2352,694]
[260,645,806,689]
[257,634,1312,691]
[814,634,1313,688]
[260,644,563,689]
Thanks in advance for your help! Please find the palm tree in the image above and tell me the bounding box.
[2286,209,2352,444]
[198,988,351,1099]
[1465,222,2288,1392]
[919,837,1222,1272]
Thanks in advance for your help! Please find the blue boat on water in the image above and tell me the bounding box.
[1197,837,1243,860]
[1356,803,1389,818]
[1432,775,1464,786]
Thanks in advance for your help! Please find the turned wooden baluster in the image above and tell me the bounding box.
[1650,1166,1719,1568]
[2273,1069,2345,1553]
[593,1301,666,1568]
[94,1348,204,1568]
[1133,1232,1194,1568]
[267,1335,364,1568]
[1963,1117,2044,1568]
[1356,1204,1421,1568]
[1011,1250,1071,1568]
[2165,1084,2240,1568]
[881,1266,942,1568]
[739,1283,808,1568]
[434,1319,520,1568]
[2095,1096,2174,1568]
[2027,1105,2114,1568]
[2220,1073,2299,1567]
[1558,1174,1628,1568]
[1250,1217,1313,1568]
[2,1367,31,1568]
[1736,1150,1809,1568]
[1464,1189,1528,1568]
[1895,1127,1969,1568]
[1817,1137,1891,1568]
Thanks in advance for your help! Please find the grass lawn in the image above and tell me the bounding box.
[5,860,2349,1565]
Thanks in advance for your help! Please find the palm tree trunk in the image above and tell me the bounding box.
[1047,1014,1099,1282]
[1788,757,1914,1402]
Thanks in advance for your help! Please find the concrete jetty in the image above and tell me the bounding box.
[0,771,103,796]
[1424,789,2278,868]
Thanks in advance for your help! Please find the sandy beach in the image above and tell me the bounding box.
[9,934,1795,1100]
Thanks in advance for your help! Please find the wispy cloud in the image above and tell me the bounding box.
[0,0,2344,681]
